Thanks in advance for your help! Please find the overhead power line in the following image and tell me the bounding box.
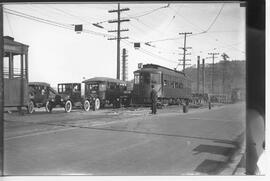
[5,13,14,37]
[46,5,92,24]
[3,8,115,38]
[121,39,177,64]
[126,4,170,19]
[205,3,225,32]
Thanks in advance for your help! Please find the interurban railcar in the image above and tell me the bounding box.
[132,64,192,106]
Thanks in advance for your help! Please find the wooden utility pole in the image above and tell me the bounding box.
[197,56,200,94]
[108,4,130,80]
[221,53,229,95]
[202,58,205,94]
[178,32,192,73]
[122,48,128,81]
[208,52,219,94]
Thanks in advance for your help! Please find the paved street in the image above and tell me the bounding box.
[4,103,245,175]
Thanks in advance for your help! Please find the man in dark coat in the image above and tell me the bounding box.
[150,85,157,114]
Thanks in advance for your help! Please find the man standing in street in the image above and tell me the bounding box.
[150,85,157,114]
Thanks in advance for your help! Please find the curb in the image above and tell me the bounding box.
[220,133,246,175]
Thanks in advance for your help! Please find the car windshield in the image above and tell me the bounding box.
[86,83,99,91]
[58,84,80,94]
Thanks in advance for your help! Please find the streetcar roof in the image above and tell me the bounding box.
[134,64,186,75]
[4,36,29,55]
[83,77,127,84]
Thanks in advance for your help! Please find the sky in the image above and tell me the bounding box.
[3,2,246,87]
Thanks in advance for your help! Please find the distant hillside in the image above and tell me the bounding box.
[184,60,246,96]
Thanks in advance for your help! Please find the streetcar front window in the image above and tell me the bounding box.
[134,74,140,84]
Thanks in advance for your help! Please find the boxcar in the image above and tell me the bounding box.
[132,64,192,106]
[83,77,131,110]
[3,36,32,113]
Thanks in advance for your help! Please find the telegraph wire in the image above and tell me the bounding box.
[205,3,225,32]
[3,8,115,38]
[5,13,14,37]
[4,10,74,31]
[46,5,93,24]
[126,4,170,19]
[121,39,178,64]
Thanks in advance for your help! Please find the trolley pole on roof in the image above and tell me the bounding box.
[0,4,4,176]
[178,32,192,73]
[108,3,130,80]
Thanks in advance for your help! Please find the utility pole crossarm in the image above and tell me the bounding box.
[108,19,130,23]
[107,37,129,40]
[108,29,129,33]
[108,7,130,13]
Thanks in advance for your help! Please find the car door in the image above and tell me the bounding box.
[71,84,81,103]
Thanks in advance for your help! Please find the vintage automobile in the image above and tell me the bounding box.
[48,83,85,113]
[82,77,131,110]
[47,78,131,113]
[28,82,58,112]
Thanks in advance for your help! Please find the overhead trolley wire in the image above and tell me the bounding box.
[5,13,14,37]
[3,8,115,38]
[121,39,178,64]
[205,3,225,32]
[126,4,170,19]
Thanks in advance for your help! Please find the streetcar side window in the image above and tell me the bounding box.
[175,82,179,88]
[179,82,184,89]
[171,81,174,88]
[163,80,167,86]
[150,73,161,84]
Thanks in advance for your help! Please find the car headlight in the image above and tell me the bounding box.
[61,98,64,102]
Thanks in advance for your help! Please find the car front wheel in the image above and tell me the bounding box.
[65,100,72,113]
[83,100,90,112]
[27,101,34,114]
[93,98,100,111]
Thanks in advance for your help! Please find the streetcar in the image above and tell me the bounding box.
[3,36,32,113]
[132,64,192,106]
